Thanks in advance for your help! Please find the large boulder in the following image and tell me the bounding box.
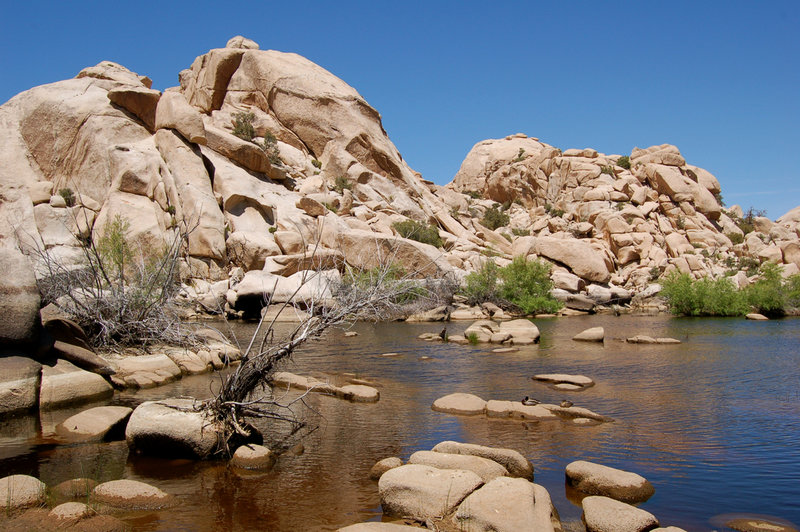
[532,237,612,283]
[39,359,114,409]
[378,464,483,522]
[0,248,43,352]
[581,495,659,532]
[453,477,558,532]
[0,356,42,415]
[431,441,533,480]
[431,393,487,415]
[125,398,225,459]
[92,479,173,510]
[566,460,655,503]
[407,450,508,482]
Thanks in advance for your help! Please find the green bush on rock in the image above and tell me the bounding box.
[392,219,443,248]
[460,257,561,315]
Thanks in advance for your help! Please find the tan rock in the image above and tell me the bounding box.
[573,327,604,342]
[431,393,487,415]
[408,450,508,482]
[582,496,659,532]
[746,313,768,321]
[532,236,612,283]
[107,85,160,131]
[296,196,328,216]
[231,444,276,470]
[534,374,595,387]
[378,464,483,522]
[92,479,173,510]
[154,91,207,144]
[0,356,42,415]
[0,475,46,510]
[369,457,403,480]
[566,460,654,503]
[431,441,533,480]
[454,478,558,532]
[56,406,132,442]
[40,359,114,409]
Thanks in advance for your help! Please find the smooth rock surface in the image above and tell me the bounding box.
[92,479,173,509]
[0,474,46,510]
[56,406,133,442]
[454,477,557,532]
[408,450,508,482]
[432,441,533,480]
[573,326,605,342]
[39,359,114,409]
[566,460,655,503]
[369,457,403,480]
[582,495,659,532]
[431,393,487,415]
[231,444,276,470]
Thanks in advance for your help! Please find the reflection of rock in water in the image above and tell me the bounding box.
[711,513,799,532]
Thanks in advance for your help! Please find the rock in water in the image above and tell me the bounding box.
[566,460,654,503]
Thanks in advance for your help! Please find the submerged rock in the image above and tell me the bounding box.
[626,335,680,344]
[573,326,605,342]
[231,444,276,470]
[533,373,595,389]
[92,479,173,510]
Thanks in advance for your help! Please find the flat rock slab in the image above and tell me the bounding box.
[432,441,533,480]
[582,495,659,532]
[272,372,379,402]
[485,400,559,421]
[626,335,680,344]
[40,359,114,410]
[56,406,132,442]
[408,450,508,482]
[92,479,173,510]
[745,313,769,321]
[573,326,605,342]
[534,373,595,388]
[431,393,487,415]
[0,356,42,415]
[724,516,797,532]
[0,474,46,510]
[112,354,182,389]
[566,460,654,503]
[378,464,483,522]
[338,384,380,402]
[454,477,558,532]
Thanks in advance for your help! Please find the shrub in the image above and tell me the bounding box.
[58,188,76,207]
[392,219,442,248]
[498,257,561,314]
[311,159,322,169]
[513,148,526,163]
[544,204,565,217]
[333,175,353,194]
[726,232,744,245]
[786,274,800,309]
[600,165,615,176]
[502,233,512,243]
[660,271,748,316]
[449,206,460,219]
[268,226,277,234]
[259,132,283,166]
[616,156,631,170]
[461,260,500,306]
[466,332,480,345]
[481,205,510,230]
[232,111,256,141]
[714,191,725,206]
[512,228,530,237]
[466,190,482,200]
[676,215,686,230]
[744,262,785,316]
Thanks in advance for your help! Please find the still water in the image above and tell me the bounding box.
[1,314,799,531]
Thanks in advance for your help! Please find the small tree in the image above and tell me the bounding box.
[232,111,256,141]
[481,204,509,230]
[461,260,500,306]
[745,262,785,316]
[498,257,561,314]
[392,219,443,248]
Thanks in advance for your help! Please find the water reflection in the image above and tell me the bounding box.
[0,315,798,531]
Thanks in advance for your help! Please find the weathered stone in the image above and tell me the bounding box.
[454,477,558,532]
[0,475,46,510]
[0,356,42,415]
[107,85,160,131]
[338,523,423,531]
[746,313,769,321]
[56,406,132,442]
[533,237,612,283]
[92,479,173,510]
[534,374,595,388]
[378,464,483,522]
[431,393,487,415]
[431,441,533,480]
[338,384,380,403]
[0,248,42,351]
[626,335,680,344]
[566,460,654,503]
[582,495,659,532]
[52,478,98,500]
[370,457,404,480]
[231,444,276,470]
[40,359,114,409]
[125,398,224,459]
[154,91,206,143]
[408,450,508,482]
[49,501,95,522]
[573,327,604,342]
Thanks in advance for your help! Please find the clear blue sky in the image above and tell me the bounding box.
[2,1,798,218]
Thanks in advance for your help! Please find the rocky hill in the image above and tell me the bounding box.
[1,35,798,341]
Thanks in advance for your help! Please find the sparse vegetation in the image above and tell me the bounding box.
[511,228,530,237]
[544,204,565,217]
[58,187,76,207]
[232,111,256,141]
[600,165,615,176]
[311,159,322,169]
[676,215,686,230]
[466,332,480,345]
[481,204,510,230]
[513,148,526,162]
[616,156,631,170]
[259,132,283,166]
[465,190,482,200]
[333,175,353,194]
[726,232,744,245]
[392,219,443,248]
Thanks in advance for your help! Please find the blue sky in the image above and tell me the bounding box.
[2,1,798,218]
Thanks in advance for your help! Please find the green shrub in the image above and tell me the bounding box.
[726,232,744,245]
[449,206,460,219]
[466,190,482,200]
[544,204,565,217]
[744,262,785,316]
[334,175,353,194]
[714,191,725,206]
[232,111,256,141]
[512,228,530,237]
[513,148,526,163]
[58,188,76,207]
[502,233,512,243]
[482,205,510,230]
[498,257,561,314]
[600,165,615,176]
[323,202,338,213]
[786,274,800,309]
[466,332,480,345]
[616,156,631,170]
[676,215,686,230]
[259,132,283,166]
[660,271,748,316]
[268,226,277,234]
[311,159,322,169]
[392,219,442,248]
[461,260,500,306]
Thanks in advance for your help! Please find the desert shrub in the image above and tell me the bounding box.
[616,156,631,170]
[232,111,256,141]
[498,257,561,314]
[513,148,526,162]
[449,206,460,218]
[660,271,748,316]
[744,262,785,316]
[466,332,480,345]
[649,266,662,281]
[544,204,565,217]
[512,228,530,237]
[311,159,322,169]
[333,175,353,193]
[786,274,800,309]
[600,165,615,176]
[259,132,283,165]
[726,232,744,245]
[481,205,510,230]
[461,260,500,306]
[465,190,482,200]
[58,188,76,207]
[392,219,442,248]
[676,215,686,230]
[713,191,725,206]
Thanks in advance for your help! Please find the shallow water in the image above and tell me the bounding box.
[1,314,799,531]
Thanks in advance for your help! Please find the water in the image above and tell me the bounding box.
[1,314,799,531]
